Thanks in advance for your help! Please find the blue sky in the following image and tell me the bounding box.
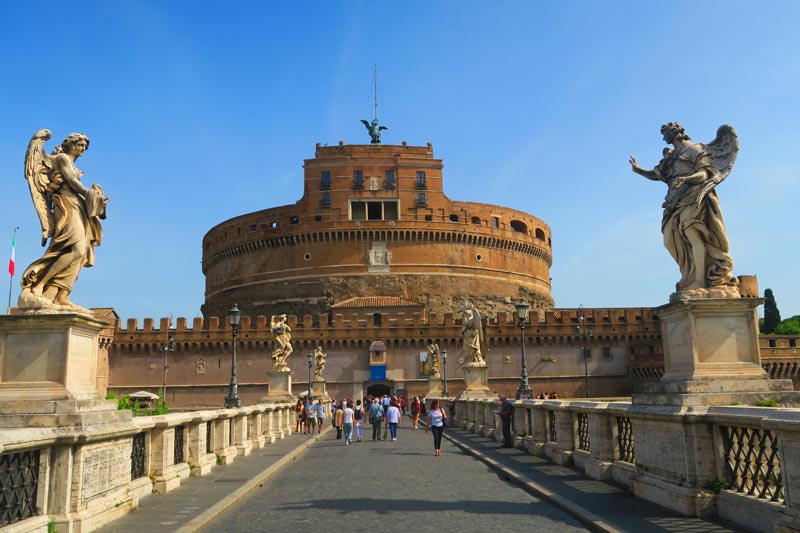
[1,1,798,322]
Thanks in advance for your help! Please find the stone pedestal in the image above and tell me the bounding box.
[456,365,496,400]
[428,376,443,395]
[311,379,329,399]
[634,298,799,407]
[264,370,294,401]
[0,313,130,428]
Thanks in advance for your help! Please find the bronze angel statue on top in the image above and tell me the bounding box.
[360,118,388,144]
[18,129,108,312]
[629,123,740,302]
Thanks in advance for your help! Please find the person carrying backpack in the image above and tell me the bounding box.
[353,399,365,442]
[410,396,421,429]
[368,398,385,441]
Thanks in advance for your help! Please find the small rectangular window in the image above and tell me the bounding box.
[602,347,611,358]
[416,171,426,188]
[385,170,395,188]
[321,192,331,207]
[321,171,331,189]
[354,170,364,188]
[417,192,427,205]
[492,216,500,228]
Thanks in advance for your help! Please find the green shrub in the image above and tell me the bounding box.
[755,399,778,407]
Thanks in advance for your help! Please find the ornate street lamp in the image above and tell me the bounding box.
[515,299,533,399]
[577,305,593,398]
[307,351,314,400]
[441,348,449,397]
[224,304,242,408]
[158,332,174,405]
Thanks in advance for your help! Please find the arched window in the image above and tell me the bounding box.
[471,216,481,225]
[535,228,546,240]
[510,220,527,233]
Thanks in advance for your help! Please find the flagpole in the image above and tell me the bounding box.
[7,227,19,314]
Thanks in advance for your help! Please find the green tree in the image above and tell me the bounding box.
[775,315,800,335]
[763,288,781,334]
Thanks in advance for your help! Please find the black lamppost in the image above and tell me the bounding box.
[577,305,592,398]
[224,304,242,408]
[307,351,314,400]
[441,348,449,397]
[158,332,174,405]
[515,299,533,399]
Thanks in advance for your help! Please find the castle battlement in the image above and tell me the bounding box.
[117,307,659,334]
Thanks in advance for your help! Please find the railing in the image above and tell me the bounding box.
[0,401,296,532]
[448,396,800,531]
[720,425,783,503]
[616,416,634,463]
[0,449,40,527]
[577,412,590,452]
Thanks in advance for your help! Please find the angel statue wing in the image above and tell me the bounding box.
[360,119,371,131]
[24,129,58,246]
[696,125,739,207]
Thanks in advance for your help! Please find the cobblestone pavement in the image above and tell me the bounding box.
[203,423,588,533]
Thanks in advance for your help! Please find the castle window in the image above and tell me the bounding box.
[417,193,427,206]
[416,171,427,189]
[373,313,382,327]
[535,228,546,240]
[353,170,364,189]
[321,192,331,207]
[471,216,481,225]
[492,216,500,228]
[384,170,395,189]
[350,200,399,221]
[425,214,433,221]
[321,171,331,190]
[290,216,299,224]
[449,214,459,222]
[602,347,611,358]
[510,220,527,233]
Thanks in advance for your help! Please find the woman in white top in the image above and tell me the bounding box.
[425,399,447,456]
[386,401,401,441]
[342,402,355,445]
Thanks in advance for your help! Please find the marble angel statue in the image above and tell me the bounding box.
[629,123,740,302]
[18,129,108,312]
[313,346,326,380]
[426,343,442,378]
[460,302,485,365]
[270,314,293,370]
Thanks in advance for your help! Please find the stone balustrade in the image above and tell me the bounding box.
[0,401,296,532]
[450,397,800,533]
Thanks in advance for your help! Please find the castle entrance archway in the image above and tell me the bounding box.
[366,383,392,398]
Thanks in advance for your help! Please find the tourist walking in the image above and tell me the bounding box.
[353,399,365,442]
[386,400,401,441]
[315,399,326,434]
[410,396,421,429]
[343,401,355,445]
[425,399,447,456]
[294,399,304,434]
[368,398,384,441]
[498,395,514,448]
[334,403,344,439]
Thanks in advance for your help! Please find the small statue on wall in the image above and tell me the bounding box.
[18,129,109,312]
[314,346,326,380]
[629,123,740,302]
[460,301,485,366]
[426,343,442,378]
[270,314,293,371]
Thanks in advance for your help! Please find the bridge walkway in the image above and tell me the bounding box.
[97,419,744,532]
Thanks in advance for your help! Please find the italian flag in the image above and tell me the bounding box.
[8,232,15,277]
